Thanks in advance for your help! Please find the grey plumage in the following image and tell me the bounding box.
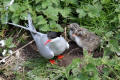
[8,13,69,59]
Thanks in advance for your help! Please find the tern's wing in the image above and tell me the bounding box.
[27,13,44,36]
[34,34,54,59]
[28,13,54,59]
[47,37,69,56]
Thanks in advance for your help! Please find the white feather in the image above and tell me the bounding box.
[47,36,69,56]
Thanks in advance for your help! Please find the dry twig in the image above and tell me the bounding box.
[67,48,82,55]
[64,27,67,40]
[0,40,34,63]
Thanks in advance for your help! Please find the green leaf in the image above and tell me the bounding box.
[86,63,97,72]
[49,21,58,29]
[59,7,71,18]
[39,24,50,32]
[102,67,110,76]
[1,14,6,24]
[105,31,114,38]
[51,0,60,6]
[118,14,120,23]
[84,4,102,18]
[43,7,58,21]
[101,56,109,64]
[64,0,78,5]
[101,0,111,4]
[49,21,64,32]
[0,8,3,11]
[35,0,42,4]
[78,73,89,80]
[76,9,86,18]
[19,4,28,12]
[20,12,28,20]
[42,0,52,9]
[3,1,10,6]
[9,3,20,12]
[115,4,120,12]
[104,47,112,56]
[56,25,64,32]
[109,39,120,52]
[110,16,117,23]
[5,37,16,48]
[11,13,19,24]
[92,0,98,3]
[36,5,42,12]
[36,16,47,25]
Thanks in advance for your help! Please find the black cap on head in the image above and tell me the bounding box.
[47,31,61,39]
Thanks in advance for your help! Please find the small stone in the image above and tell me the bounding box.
[2,49,7,56]
[0,40,5,47]
[8,50,13,55]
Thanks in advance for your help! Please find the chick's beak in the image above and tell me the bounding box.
[44,39,52,45]
[72,34,76,37]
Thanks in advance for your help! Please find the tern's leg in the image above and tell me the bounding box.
[57,55,64,59]
[49,59,56,64]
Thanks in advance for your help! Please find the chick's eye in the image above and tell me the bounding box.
[70,28,74,31]
[78,29,81,31]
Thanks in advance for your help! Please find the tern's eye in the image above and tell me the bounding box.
[70,28,74,31]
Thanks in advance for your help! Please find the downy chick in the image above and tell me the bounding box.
[68,23,100,53]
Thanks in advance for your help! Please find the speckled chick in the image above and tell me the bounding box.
[68,23,100,52]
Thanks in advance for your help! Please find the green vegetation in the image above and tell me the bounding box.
[0,0,120,80]
[15,51,120,80]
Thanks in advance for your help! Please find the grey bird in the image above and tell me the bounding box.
[68,23,100,53]
[7,13,69,63]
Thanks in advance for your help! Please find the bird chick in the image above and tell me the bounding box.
[68,23,100,53]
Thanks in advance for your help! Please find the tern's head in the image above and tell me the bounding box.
[47,31,61,39]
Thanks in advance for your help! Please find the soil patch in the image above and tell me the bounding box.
[58,41,83,67]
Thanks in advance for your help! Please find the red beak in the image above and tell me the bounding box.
[44,40,52,45]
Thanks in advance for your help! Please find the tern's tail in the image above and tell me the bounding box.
[27,13,36,32]
[7,13,37,33]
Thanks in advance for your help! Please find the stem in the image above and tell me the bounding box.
[104,75,113,80]
[107,65,120,79]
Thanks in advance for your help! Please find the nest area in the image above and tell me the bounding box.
[0,38,103,80]
[0,40,103,68]
[0,24,103,70]
[0,40,83,68]
[0,27,103,79]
